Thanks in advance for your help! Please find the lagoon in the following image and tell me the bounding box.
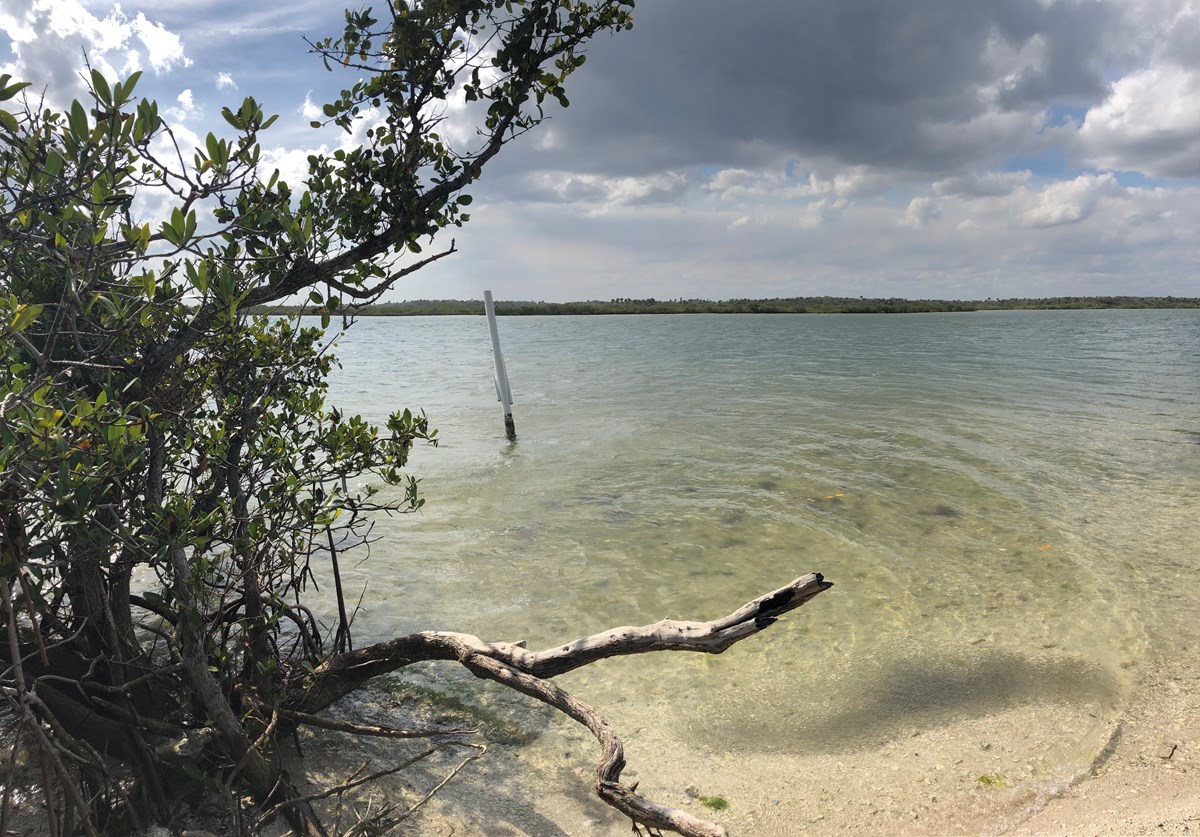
[308,310,1199,834]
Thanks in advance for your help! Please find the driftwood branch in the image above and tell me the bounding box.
[463,652,728,837]
[293,573,832,837]
[299,573,832,705]
[497,570,834,678]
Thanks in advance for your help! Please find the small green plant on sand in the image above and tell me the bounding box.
[699,795,730,811]
[977,772,1007,788]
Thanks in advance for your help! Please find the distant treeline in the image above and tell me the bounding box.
[254,296,1200,316]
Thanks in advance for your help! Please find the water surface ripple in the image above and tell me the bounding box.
[315,310,1199,833]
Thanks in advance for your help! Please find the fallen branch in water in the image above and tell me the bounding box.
[291,572,833,837]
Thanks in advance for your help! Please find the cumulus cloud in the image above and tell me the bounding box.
[697,165,897,206]
[933,170,1033,198]
[300,93,322,121]
[261,145,325,190]
[800,197,848,228]
[992,0,1120,111]
[762,167,897,200]
[708,169,755,193]
[521,171,690,207]
[0,1,189,104]
[164,88,199,123]
[1075,64,1200,177]
[438,0,1195,301]
[904,196,943,229]
[1018,173,1120,228]
[130,12,190,73]
[496,0,1173,180]
[4,0,1185,302]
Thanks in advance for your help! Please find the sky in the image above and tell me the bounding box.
[1,0,1197,302]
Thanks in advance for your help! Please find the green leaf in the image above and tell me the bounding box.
[9,303,43,333]
[0,77,30,102]
[90,69,112,106]
[90,294,120,320]
[44,150,63,177]
[68,100,88,139]
[118,70,142,102]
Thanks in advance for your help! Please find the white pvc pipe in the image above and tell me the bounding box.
[483,290,516,440]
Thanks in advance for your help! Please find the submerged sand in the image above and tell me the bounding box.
[288,622,1198,837]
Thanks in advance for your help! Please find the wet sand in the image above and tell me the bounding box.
[290,627,1197,837]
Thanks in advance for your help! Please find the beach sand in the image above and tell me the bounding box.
[292,614,1199,837]
[292,650,1197,837]
[1008,653,1200,837]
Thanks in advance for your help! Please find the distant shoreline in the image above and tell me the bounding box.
[255,296,1200,316]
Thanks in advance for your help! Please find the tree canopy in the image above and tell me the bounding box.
[1,1,631,831]
[0,3,830,836]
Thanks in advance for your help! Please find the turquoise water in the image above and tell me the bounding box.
[313,311,1200,832]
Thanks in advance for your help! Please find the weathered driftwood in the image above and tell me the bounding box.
[290,572,832,837]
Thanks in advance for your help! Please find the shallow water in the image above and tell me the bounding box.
[309,310,1199,833]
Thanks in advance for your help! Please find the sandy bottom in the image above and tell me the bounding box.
[1010,653,1200,837]
[287,628,1198,837]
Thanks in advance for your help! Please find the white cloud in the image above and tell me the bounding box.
[708,168,754,192]
[216,72,236,91]
[829,167,894,199]
[701,164,896,206]
[261,145,327,189]
[259,106,391,190]
[933,171,1032,199]
[0,0,188,105]
[904,196,942,229]
[524,171,689,207]
[1018,173,1120,228]
[799,197,845,228]
[130,12,190,73]
[776,167,894,200]
[164,88,198,123]
[301,93,322,121]
[405,170,1199,302]
[1075,63,1200,177]
[531,127,562,151]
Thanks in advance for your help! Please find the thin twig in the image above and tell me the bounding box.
[263,740,483,815]
[384,743,488,827]
[280,709,476,739]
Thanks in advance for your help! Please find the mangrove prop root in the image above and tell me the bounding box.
[295,573,832,837]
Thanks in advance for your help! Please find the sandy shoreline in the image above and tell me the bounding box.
[294,662,1195,837]
[1011,767,1200,836]
[330,625,1198,837]
[1007,659,1200,837]
[823,630,1200,837]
